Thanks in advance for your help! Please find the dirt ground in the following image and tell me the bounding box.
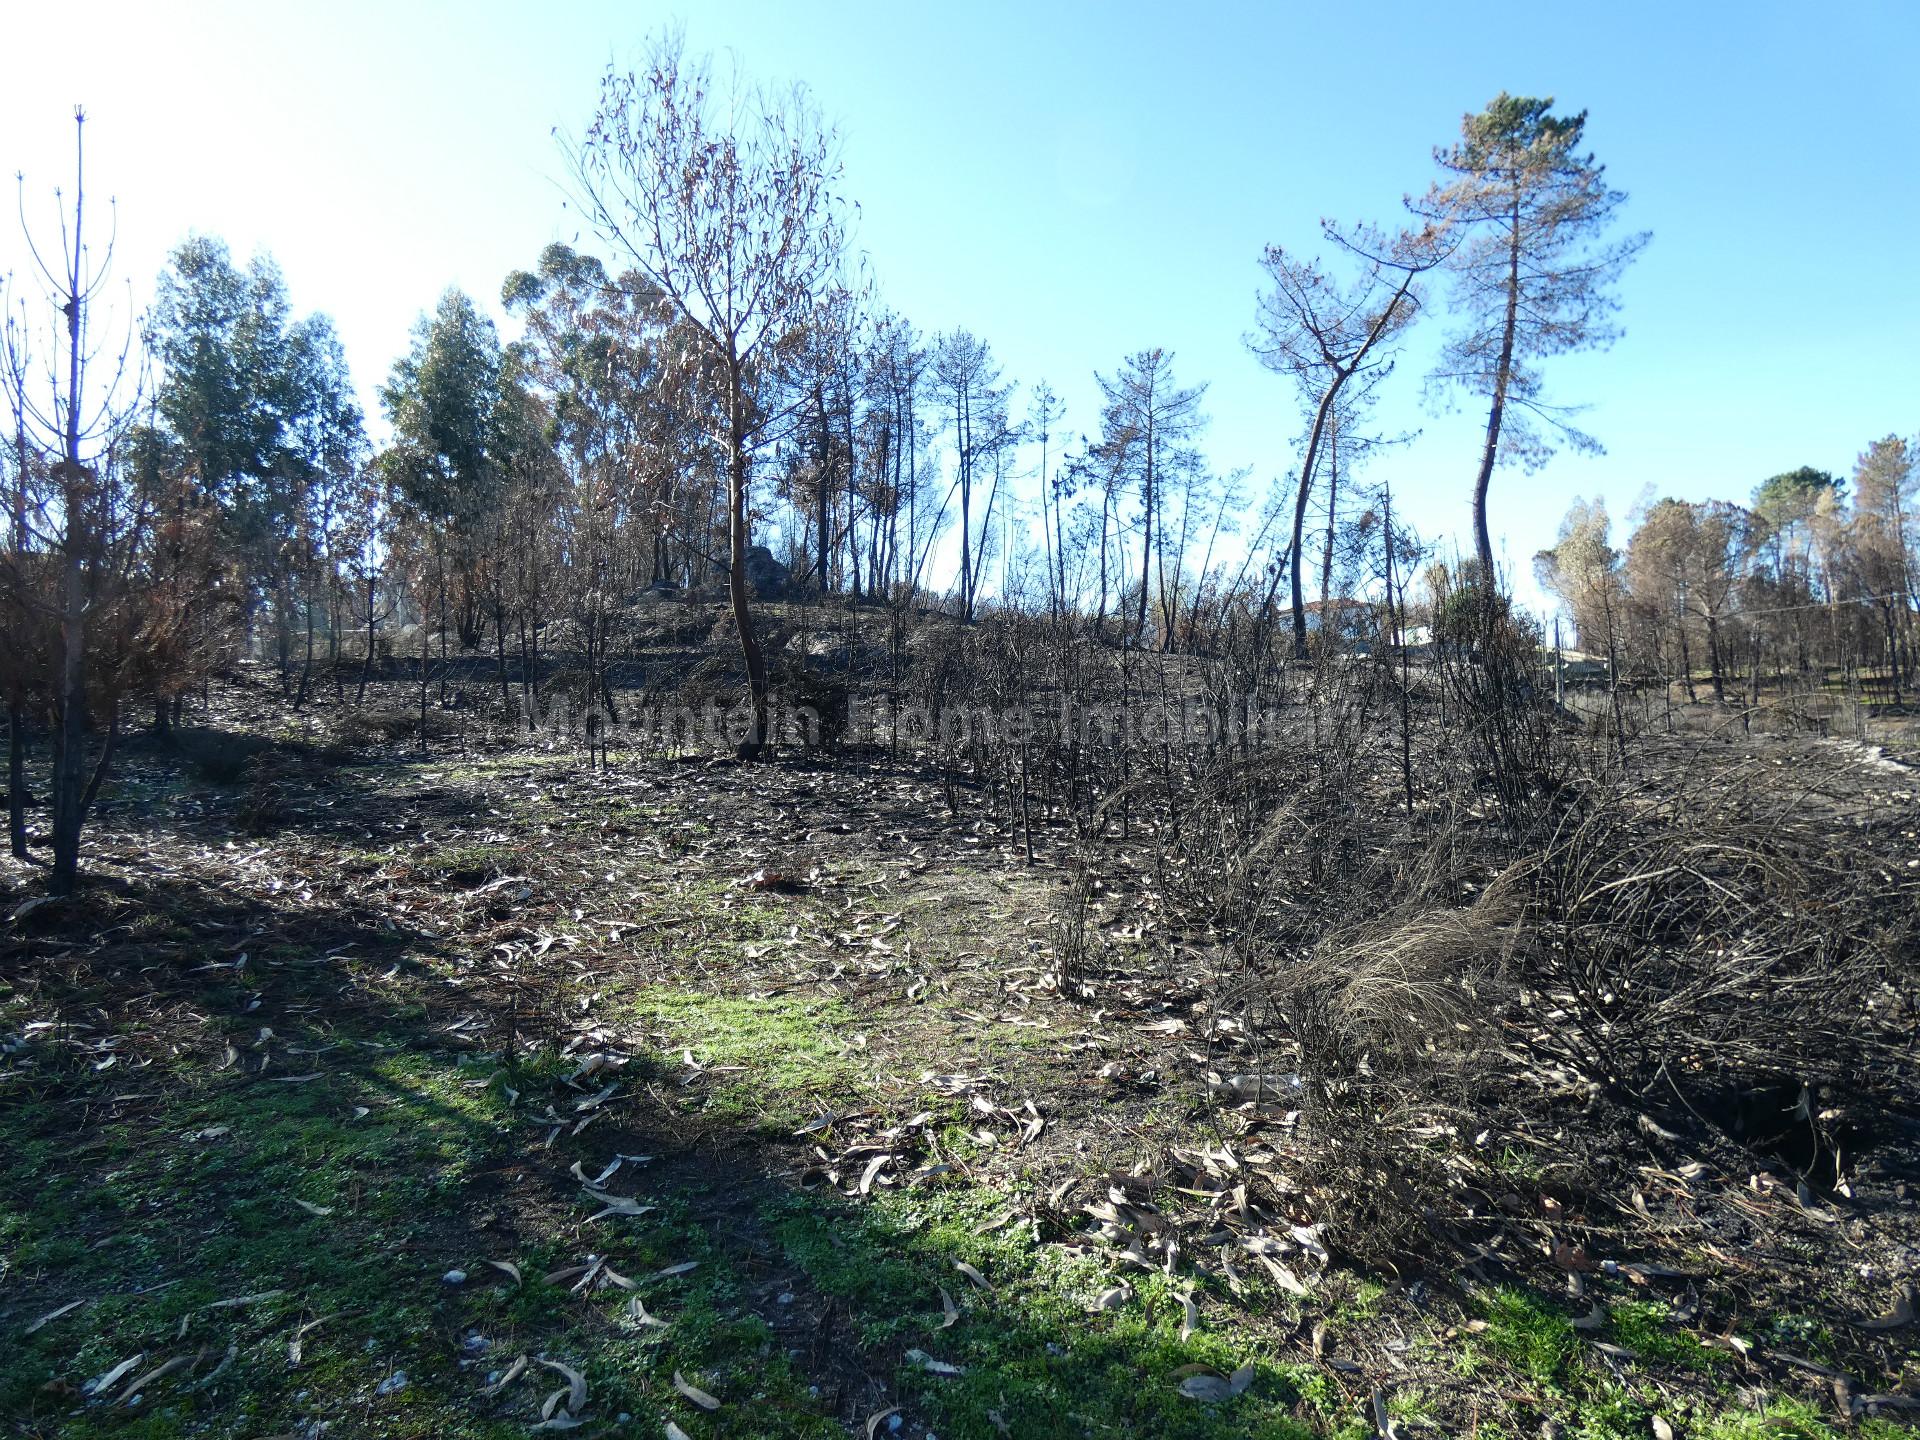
[2,667,1917,1440]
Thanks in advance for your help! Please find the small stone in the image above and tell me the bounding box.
[443,1269,467,1286]
[376,1371,409,1396]
[777,1291,795,1305]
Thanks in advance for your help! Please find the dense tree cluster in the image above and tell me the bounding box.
[1538,441,1918,701]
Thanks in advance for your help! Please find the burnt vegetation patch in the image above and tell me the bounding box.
[3,33,1918,1440]
[5,609,1916,1438]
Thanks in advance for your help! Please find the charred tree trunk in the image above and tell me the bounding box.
[728,365,770,760]
[6,704,27,859]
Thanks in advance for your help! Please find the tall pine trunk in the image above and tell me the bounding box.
[1469,199,1524,590]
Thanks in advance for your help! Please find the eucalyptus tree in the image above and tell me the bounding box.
[1753,465,1840,589]
[3,354,39,858]
[1027,381,1067,619]
[854,316,911,594]
[867,315,932,599]
[1626,498,1755,701]
[150,236,285,504]
[1413,93,1648,587]
[1746,466,1840,669]
[1849,436,1916,698]
[279,314,364,704]
[1535,496,1622,655]
[567,31,849,759]
[380,289,506,664]
[783,286,862,594]
[150,237,311,672]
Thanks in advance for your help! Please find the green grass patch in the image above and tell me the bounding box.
[623,988,858,1129]
[772,1185,1324,1440]
[1607,1299,1725,1373]
[0,1044,528,1436]
[1476,1287,1582,1390]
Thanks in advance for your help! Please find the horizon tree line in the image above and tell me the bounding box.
[7,41,1908,893]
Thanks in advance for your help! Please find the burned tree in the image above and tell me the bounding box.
[1,109,146,893]
[1250,222,1444,659]
[568,33,848,758]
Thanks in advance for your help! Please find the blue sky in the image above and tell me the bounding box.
[4,0,1915,615]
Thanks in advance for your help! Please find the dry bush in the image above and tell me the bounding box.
[1083,603,1918,1268]
[1261,878,1522,1262]
[1289,875,1519,1081]
[1516,755,1918,1142]
[236,750,303,834]
[1433,607,1574,825]
[1051,865,1093,994]
[771,656,851,750]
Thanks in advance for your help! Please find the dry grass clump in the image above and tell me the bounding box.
[1289,874,1520,1078]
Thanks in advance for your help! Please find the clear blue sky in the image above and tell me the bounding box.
[5,0,1915,614]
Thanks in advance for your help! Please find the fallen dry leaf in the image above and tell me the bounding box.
[287,1313,336,1366]
[1178,1372,1235,1402]
[23,1299,85,1335]
[1860,1284,1915,1331]
[626,1296,671,1328]
[673,1370,722,1409]
[905,1348,966,1377]
[86,1355,144,1398]
[112,1354,193,1407]
[583,1191,657,1222]
[536,1357,587,1417]
[479,1353,528,1397]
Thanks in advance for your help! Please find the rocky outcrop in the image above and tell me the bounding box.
[715,545,792,599]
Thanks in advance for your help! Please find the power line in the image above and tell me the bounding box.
[1707,590,1911,621]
